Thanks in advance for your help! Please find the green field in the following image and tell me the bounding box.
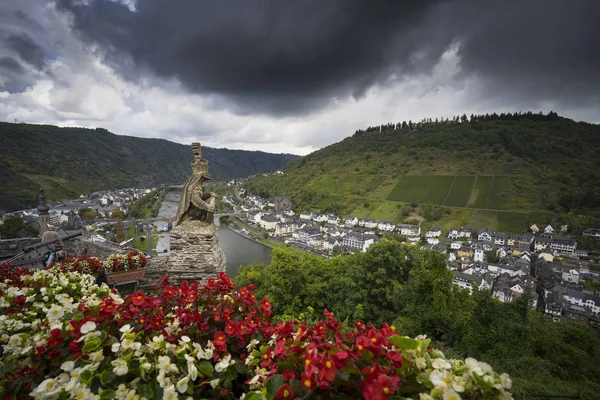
[420,207,473,235]
[496,211,528,232]
[468,176,494,208]
[371,201,402,221]
[386,175,418,201]
[444,175,476,207]
[487,175,512,209]
[405,175,455,204]
[468,210,499,231]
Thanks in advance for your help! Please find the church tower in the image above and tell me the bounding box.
[37,188,50,237]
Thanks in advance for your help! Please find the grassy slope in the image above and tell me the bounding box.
[244,117,600,233]
[0,122,298,211]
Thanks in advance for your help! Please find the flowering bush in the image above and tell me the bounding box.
[103,250,148,273]
[46,255,105,275]
[0,264,513,400]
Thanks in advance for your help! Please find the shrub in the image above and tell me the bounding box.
[0,265,514,400]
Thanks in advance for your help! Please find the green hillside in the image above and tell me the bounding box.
[244,112,600,233]
[0,122,298,211]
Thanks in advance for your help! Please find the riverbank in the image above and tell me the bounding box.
[221,216,318,256]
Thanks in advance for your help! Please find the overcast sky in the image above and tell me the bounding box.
[1,1,599,155]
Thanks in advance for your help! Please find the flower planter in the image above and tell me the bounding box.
[106,268,146,285]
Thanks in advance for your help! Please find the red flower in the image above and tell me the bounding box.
[260,298,272,314]
[274,384,295,400]
[300,373,316,391]
[213,331,227,352]
[318,358,336,382]
[131,291,146,306]
[361,373,400,400]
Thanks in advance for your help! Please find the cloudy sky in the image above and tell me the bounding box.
[1,0,599,155]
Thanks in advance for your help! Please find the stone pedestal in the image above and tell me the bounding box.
[142,221,226,289]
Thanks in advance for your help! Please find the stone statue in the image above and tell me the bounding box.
[175,143,217,225]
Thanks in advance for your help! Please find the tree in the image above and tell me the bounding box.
[0,215,30,239]
[79,207,97,220]
[111,209,125,219]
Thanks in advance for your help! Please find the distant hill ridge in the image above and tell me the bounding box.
[243,111,600,232]
[0,122,298,211]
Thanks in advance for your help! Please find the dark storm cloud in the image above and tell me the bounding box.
[55,0,445,114]
[0,57,24,73]
[447,0,600,108]
[6,32,46,70]
[36,0,600,115]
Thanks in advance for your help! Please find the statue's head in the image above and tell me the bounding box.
[192,158,212,181]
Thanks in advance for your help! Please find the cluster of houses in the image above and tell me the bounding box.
[235,193,600,329]
[2,187,155,233]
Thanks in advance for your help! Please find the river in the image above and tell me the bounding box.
[156,187,271,277]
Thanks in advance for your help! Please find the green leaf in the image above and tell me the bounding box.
[388,335,420,351]
[99,389,116,400]
[82,338,102,353]
[265,374,283,400]
[197,361,214,377]
[100,370,116,385]
[290,379,305,397]
[139,383,153,399]
[80,369,93,384]
[361,349,373,362]
[244,391,266,400]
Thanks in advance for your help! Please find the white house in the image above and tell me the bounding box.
[326,214,341,225]
[426,227,442,238]
[561,269,580,284]
[363,219,378,229]
[474,246,485,262]
[544,224,555,234]
[323,238,340,251]
[447,228,460,239]
[397,224,420,236]
[377,221,395,232]
[563,289,600,314]
[427,237,440,245]
[478,231,493,242]
[345,216,358,228]
[342,233,374,253]
[450,242,462,250]
[299,211,313,220]
[259,214,279,231]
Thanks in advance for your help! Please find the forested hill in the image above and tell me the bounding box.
[244,112,600,230]
[0,122,298,211]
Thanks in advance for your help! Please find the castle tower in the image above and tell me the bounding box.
[37,188,50,237]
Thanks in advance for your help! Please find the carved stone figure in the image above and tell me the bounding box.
[175,143,217,225]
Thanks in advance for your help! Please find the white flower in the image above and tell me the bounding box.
[500,373,512,389]
[61,361,75,372]
[215,354,233,373]
[8,334,22,347]
[443,390,462,400]
[121,337,141,351]
[72,385,93,400]
[185,354,198,381]
[111,342,121,353]
[80,321,96,334]
[158,356,178,374]
[176,376,189,393]
[163,385,178,400]
[430,369,453,391]
[112,359,129,376]
[31,378,59,397]
[89,350,104,363]
[432,358,451,369]
[209,379,220,389]
[46,305,64,321]
[415,357,427,369]
[180,335,191,343]
[246,339,260,352]
[120,324,132,333]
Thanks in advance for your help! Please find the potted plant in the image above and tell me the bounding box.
[103,250,148,284]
